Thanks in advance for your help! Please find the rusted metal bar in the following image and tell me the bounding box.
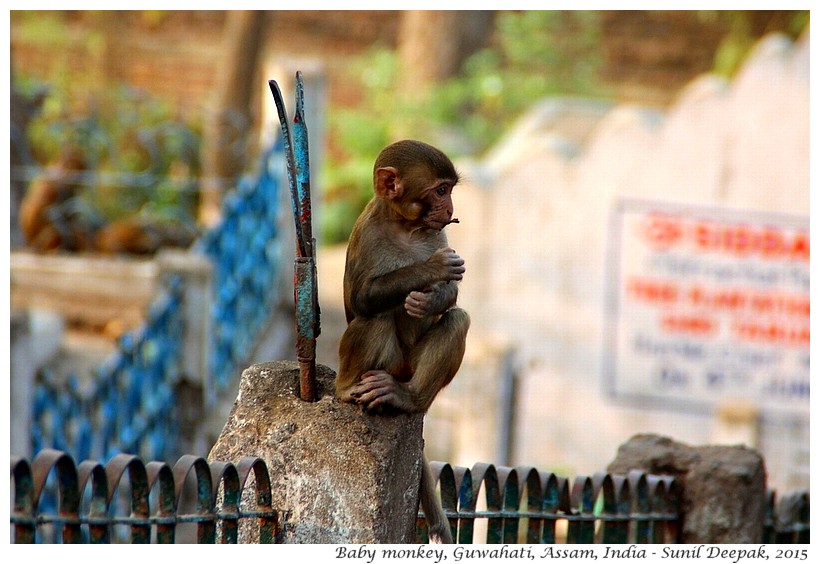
[604,473,631,543]
[269,72,320,403]
[511,466,542,543]
[469,463,503,543]
[292,72,321,402]
[294,256,318,401]
[210,461,240,543]
[172,455,215,544]
[539,472,564,543]
[594,473,619,543]
[10,456,35,544]
[628,470,651,543]
[146,460,176,543]
[77,460,109,543]
[648,475,668,543]
[32,449,81,543]
[568,475,595,543]
[497,466,521,543]
[452,465,474,544]
[237,456,279,544]
[106,453,150,543]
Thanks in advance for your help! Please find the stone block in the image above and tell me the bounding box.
[208,360,425,543]
[608,434,767,543]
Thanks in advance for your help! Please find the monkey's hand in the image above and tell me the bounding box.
[405,291,434,318]
[350,370,417,413]
[405,285,455,318]
[426,247,465,283]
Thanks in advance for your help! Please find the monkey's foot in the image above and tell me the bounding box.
[351,370,415,413]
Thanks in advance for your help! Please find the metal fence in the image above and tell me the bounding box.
[418,462,679,544]
[10,449,285,544]
[9,449,809,544]
[27,144,285,465]
[32,277,185,464]
[195,144,284,397]
[762,490,811,544]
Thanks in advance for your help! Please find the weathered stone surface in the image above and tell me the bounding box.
[208,360,425,543]
[607,434,767,543]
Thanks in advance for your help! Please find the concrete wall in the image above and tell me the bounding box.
[428,30,809,491]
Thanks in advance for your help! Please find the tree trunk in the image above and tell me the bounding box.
[393,11,494,141]
[397,10,495,99]
[199,10,266,225]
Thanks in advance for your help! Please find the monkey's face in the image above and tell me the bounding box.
[418,180,457,231]
[375,162,459,231]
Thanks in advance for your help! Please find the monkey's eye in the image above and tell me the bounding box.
[436,184,448,196]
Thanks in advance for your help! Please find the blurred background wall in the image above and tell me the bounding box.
[9,10,810,492]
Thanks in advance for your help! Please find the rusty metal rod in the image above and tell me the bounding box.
[269,72,320,402]
[268,79,306,259]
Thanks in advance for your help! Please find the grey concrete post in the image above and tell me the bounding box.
[10,309,64,458]
[208,361,425,543]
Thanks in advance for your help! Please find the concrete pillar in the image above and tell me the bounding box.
[10,309,64,458]
[208,361,424,543]
[608,433,767,543]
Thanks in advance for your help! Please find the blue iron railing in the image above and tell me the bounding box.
[30,144,285,464]
[32,276,185,463]
[196,145,284,396]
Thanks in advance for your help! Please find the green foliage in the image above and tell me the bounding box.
[321,11,606,243]
[699,10,810,77]
[787,11,811,36]
[319,47,399,243]
[24,79,202,223]
[429,11,603,150]
[13,11,76,47]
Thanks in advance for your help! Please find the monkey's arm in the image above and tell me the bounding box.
[349,248,464,318]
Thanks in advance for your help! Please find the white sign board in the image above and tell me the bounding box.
[604,199,809,416]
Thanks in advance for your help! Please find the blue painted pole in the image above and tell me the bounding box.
[269,72,320,402]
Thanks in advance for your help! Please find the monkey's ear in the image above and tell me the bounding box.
[375,167,403,200]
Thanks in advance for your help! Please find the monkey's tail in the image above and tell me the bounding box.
[420,453,453,544]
